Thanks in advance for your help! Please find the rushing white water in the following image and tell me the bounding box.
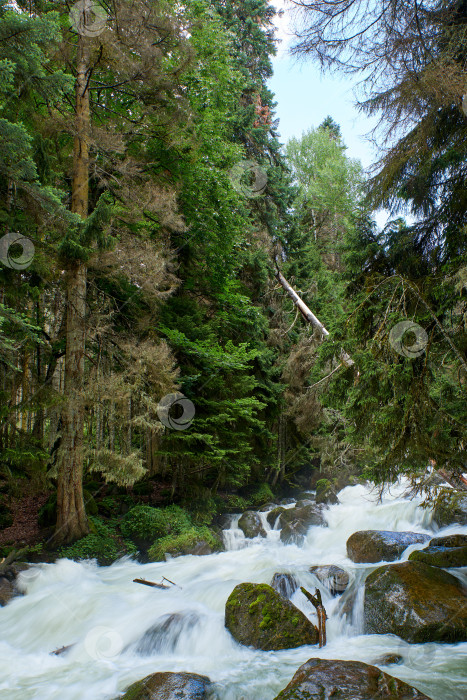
[0,482,466,700]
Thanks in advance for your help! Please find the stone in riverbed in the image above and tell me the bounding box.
[273,658,431,699]
[429,533,467,548]
[372,653,404,666]
[271,572,299,598]
[346,530,430,563]
[279,504,327,545]
[237,511,266,538]
[364,561,467,642]
[0,577,15,606]
[408,545,467,568]
[309,565,349,595]
[266,506,285,527]
[119,672,212,699]
[225,582,318,650]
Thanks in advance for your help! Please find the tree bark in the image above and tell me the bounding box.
[54,30,90,544]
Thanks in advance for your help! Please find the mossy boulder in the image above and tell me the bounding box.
[408,545,467,568]
[364,561,467,642]
[279,504,327,545]
[273,658,431,699]
[147,526,222,561]
[225,582,318,650]
[347,530,430,563]
[120,672,212,699]
[309,565,349,595]
[429,533,467,548]
[266,506,285,527]
[315,479,339,506]
[271,572,299,598]
[432,491,467,527]
[237,511,266,538]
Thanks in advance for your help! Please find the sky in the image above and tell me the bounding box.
[267,0,379,168]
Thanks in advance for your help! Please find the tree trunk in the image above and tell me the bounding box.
[54,30,90,544]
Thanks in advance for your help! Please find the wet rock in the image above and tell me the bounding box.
[258,502,276,512]
[237,511,266,539]
[134,612,200,655]
[408,545,467,568]
[120,672,212,699]
[346,530,430,563]
[429,533,467,548]
[315,479,339,506]
[213,513,233,530]
[279,505,327,545]
[364,561,467,642]
[372,654,404,666]
[296,499,314,508]
[273,658,431,699]
[432,491,467,528]
[0,577,15,606]
[225,582,318,650]
[279,498,295,505]
[266,506,285,528]
[309,565,349,595]
[271,573,299,598]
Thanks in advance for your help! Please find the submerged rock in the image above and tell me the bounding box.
[266,506,285,528]
[134,612,200,655]
[225,582,318,650]
[432,492,467,528]
[408,545,467,568]
[364,561,467,642]
[309,565,349,595]
[237,511,266,539]
[271,573,299,599]
[0,577,15,606]
[372,653,404,666]
[346,530,430,563]
[279,504,327,545]
[273,658,431,699]
[119,672,212,699]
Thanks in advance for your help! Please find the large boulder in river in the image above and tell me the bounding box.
[225,582,318,650]
[273,658,431,700]
[279,504,327,545]
[364,561,467,642]
[309,565,349,595]
[347,530,430,563]
[237,511,266,538]
[408,545,467,568]
[429,533,467,548]
[431,491,467,527]
[120,672,212,699]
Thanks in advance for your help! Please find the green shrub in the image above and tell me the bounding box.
[120,505,191,541]
[59,517,135,565]
[148,526,222,561]
[248,483,274,506]
[225,495,249,512]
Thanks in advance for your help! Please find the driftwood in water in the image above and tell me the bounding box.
[275,269,354,368]
[50,643,75,656]
[301,586,327,648]
[133,578,170,589]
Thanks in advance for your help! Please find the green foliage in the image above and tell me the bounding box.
[120,505,191,542]
[59,517,136,566]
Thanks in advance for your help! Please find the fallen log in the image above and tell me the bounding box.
[50,643,75,656]
[275,269,354,368]
[301,586,327,648]
[133,578,170,589]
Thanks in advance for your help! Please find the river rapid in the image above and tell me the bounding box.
[0,482,466,700]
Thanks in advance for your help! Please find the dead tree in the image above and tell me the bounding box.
[301,586,327,647]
